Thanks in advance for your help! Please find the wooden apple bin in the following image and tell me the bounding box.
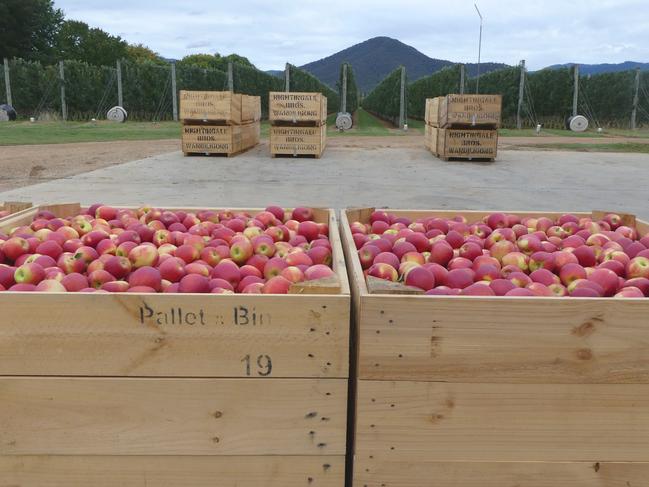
[341,207,649,487]
[0,203,349,486]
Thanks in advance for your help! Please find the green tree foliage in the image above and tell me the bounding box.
[580,71,635,127]
[125,44,166,66]
[0,0,63,63]
[178,53,256,71]
[408,65,461,119]
[361,67,403,124]
[55,20,129,66]
[465,66,520,120]
[232,63,284,118]
[0,58,59,116]
[287,64,340,112]
[337,63,359,113]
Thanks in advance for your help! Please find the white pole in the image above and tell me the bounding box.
[171,62,178,122]
[516,60,526,129]
[474,3,483,94]
[459,64,465,94]
[59,61,67,121]
[341,64,348,113]
[631,68,640,130]
[227,62,234,91]
[572,64,579,117]
[399,66,406,129]
[3,58,12,106]
[116,59,123,108]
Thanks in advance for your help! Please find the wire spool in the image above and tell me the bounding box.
[335,112,353,131]
[107,106,128,123]
[0,104,17,121]
[568,115,588,132]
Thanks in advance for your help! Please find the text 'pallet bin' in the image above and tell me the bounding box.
[269,92,327,159]
[425,94,501,162]
[342,207,649,487]
[180,91,261,157]
[0,203,350,487]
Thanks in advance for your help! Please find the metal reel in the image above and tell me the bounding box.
[335,112,353,131]
[568,115,588,132]
[107,106,128,123]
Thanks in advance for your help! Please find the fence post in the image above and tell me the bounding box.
[171,62,178,122]
[631,68,640,130]
[398,66,406,129]
[284,63,290,92]
[572,64,579,117]
[341,64,348,113]
[59,60,67,121]
[516,60,526,130]
[116,59,124,108]
[3,58,12,106]
[227,62,234,91]
[459,64,465,94]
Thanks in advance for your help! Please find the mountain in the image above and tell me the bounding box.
[265,70,283,78]
[298,36,507,93]
[545,61,649,75]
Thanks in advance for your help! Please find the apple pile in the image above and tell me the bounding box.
[0,210,10,219]
[351,211,649,298]
[0,205,336,293]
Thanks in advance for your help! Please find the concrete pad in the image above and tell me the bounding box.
[1,142,647,220]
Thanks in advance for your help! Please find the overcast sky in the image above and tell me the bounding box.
[54,0,649,70]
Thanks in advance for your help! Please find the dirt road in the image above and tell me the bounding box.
[0,139,179,192]
[1,134,646,192]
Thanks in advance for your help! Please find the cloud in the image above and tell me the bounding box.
[54,0,649,70]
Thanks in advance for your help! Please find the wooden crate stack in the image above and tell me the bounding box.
[342,207,649,487]
[0,204,350,486]
[180,91,261,157]
[269,92,327,158]
[0,201,32,219]
[425,94,501,161]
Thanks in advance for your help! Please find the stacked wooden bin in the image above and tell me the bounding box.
[342,207,649,486]
[0,201,32,219]
[425,94,501,161]
[269,92,327,158]
[180,91,261,157]
[0,203,350,486]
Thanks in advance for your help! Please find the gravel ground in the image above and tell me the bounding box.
[1,139,647,220]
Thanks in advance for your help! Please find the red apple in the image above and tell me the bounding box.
[262,276,292,294]
[559,263,587,286]
[368,263,398,282]
[128,266,162,292]
[61,273,88,292]
[627,256,649,279]
[404,266,435,291]
[14,263,45,285]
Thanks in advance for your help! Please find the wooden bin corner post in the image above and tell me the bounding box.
[340,208,649,487]
[0,204,350,487]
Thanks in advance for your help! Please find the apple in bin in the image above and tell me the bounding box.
[349,210,649,299]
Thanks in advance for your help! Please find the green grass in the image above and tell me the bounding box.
[499,127,649,138]
[326,109,423,136]
[0,121,181,146]
[522,142,649,153]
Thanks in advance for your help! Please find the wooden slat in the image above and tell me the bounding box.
[290,276,341,295]
[1,455,345,486]
[353,458,649,487]
[0,293,348,378]
[356,380,649,462]
[0,377,347,456]
[366,276,424,295]
[2,201,32,214]
[359,294,649,383]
